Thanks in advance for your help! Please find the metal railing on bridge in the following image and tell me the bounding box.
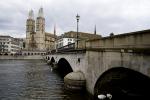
[48,43,86,54]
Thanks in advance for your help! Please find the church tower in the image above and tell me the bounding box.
[35,7,45,51]
[26,10,36,50]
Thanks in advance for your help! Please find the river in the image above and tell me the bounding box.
[0,60,90,100]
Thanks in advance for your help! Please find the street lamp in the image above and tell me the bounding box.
[76,14,80,49]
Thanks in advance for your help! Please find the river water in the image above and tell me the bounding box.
[0,60,90,100]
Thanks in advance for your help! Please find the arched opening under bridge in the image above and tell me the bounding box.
[49,57,55,67]
[47,56,50,60]
[57,58,73,77]
[94,67,150,100]
[50,57,55,63]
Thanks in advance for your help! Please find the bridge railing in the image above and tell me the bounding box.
[57,43,75,50]
[49,43,76,54]
[47,43,86,54]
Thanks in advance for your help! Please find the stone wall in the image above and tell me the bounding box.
[47,53,86,72]
[84,50,150,95]
[86,30,150,49]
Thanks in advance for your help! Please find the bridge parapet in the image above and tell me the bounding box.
[86,29,150,49]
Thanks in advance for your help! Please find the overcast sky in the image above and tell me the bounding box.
[0,0,150,38]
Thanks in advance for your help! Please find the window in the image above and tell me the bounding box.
[68,42,71,45]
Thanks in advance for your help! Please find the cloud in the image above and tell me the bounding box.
[0,0,150,38]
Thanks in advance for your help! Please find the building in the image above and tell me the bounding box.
[0,35,24,55]
[56,31,101,49]
[64,31,101,40]
[26,8,57,51]
[56,35,75,49]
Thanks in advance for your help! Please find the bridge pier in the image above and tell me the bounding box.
[45,56,86,91]
[64,71,86,91]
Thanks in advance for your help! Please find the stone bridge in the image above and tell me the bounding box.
[45,30,150,99]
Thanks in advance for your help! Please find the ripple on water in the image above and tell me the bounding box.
[0,60,90,100]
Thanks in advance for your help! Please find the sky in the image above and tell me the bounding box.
[0,0,150,38]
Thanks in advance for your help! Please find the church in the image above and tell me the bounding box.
[26,8,57,51]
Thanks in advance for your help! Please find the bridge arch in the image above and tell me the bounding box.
[57,58,73,77]
[94,67,150,100]
[49,57,55,67]
[47,56,50,60]
[50,57,55,63]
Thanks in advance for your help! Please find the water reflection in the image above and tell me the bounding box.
[0,60,89,100]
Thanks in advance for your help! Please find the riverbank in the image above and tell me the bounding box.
[0,55,44,59]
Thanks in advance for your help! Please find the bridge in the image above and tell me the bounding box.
[45,29,150,99]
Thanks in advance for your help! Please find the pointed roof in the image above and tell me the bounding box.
[28,9,34,19]
[38,7,44,18]
[54,24,56,36]
[94,25,96,35]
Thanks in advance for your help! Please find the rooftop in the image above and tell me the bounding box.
[45,32,57,38]
[0,35,12,38]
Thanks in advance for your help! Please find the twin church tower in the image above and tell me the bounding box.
[26,8,56,51]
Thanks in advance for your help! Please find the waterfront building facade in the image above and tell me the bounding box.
[0,35,24,55]
[56,36,75,49]
[56,31,101,49]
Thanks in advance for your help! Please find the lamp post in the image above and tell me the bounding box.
[76,14,80,49]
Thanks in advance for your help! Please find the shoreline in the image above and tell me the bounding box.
[0,55,44,60]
